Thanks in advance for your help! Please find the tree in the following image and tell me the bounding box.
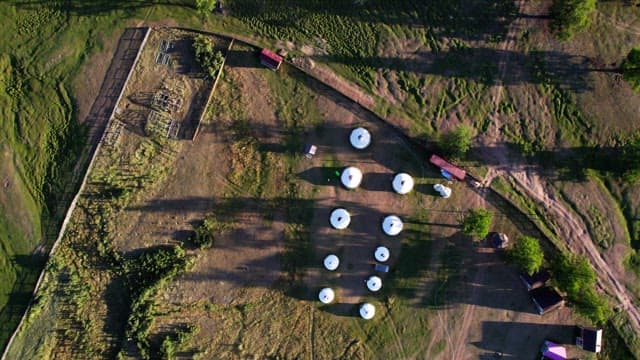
[193,217,215,248]
[623,47,640,92]
[509,236,544,275]
[461,208,493,239]
[439,125,472,159]
[552,253,611,324]
[192,35,224,78]
[195,0,215,16]
[622,134,640,182]
[554,254,596,297]
[550,0,597,40]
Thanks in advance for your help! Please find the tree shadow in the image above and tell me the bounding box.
[470,142,633,182]
[11,0,191,17]
[224,48,264,69]
[358,172,394,192]
[317,302,360,318]
[228,0,518,42]
[313,47,601,93]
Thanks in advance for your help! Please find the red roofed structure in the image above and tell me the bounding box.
[429,154,466,181]
[260,48,283,70]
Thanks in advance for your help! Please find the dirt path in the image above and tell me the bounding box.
[474,0,640,337]
[472,0,640,341]
[596,10,640,37]
[510,170,640,332]
[385,310,408,359]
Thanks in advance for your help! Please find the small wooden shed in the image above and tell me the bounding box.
[260,48,283,70]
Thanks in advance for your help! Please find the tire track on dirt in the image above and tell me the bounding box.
[444,2,526,358]
[596,10,640,37]
[384,310,407,359]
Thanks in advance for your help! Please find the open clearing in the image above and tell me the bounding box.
[3,1,640,359]
[5,27,599,360]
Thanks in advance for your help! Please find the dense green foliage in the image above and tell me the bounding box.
[510,236,544,275]
[461,208,493,239]
[553,254,612,324]
[622,134,640,183]
[622,47,640,92]
[121,245,192,359]
[195,0,215,16]
[193,217,215,248]
[159,324,198,360]
[438,125,472,159]
[193,34,224,78]
[550,0,597,40]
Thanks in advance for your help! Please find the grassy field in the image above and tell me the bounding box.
[3,0,640,358]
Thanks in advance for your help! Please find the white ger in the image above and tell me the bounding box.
[366,275,382,292]
[350,127,371,150]
[341,166,363,189]
[318,288,335,304]
[330,208,351,230]
[382,215,403,236]
[323,254,340,271]
[374,246,390,262]
[360,303,376,319]
[392,173,414,194]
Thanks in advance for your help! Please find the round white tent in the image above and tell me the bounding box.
[392,173,414,194]
[341,167,363,189]
[330,208,351,229]
[359,303,375,320]
[366,276,382,292]
[319,288,335,304]
[374,246,390,262]
[324,254,340,271]
[350,127,371,150]
[382,215,403,236]
[434,183,452,198]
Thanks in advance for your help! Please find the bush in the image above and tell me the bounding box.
[195,0,215,16]
[160,325,198,360]
[550,0,597,40]
[622,135,640,182]
[622,48,640,92]
[553,254,612,324]
[121,245,193,359]
[509,236,544,275]
[193,217,215,248]
[438,125,472,159]
[192,35,225,78]
[461,208,493,239]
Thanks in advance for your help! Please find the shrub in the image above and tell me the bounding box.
[192,35,224,78]
[193,217,215,248]
[438,125,472,159]
[510,236,544,275]
[550,0,597,40]
[461,208,493,239]
[195,0,215,16]
[553,254,612,324]
[622,48,640,92]
[121,245,193,359]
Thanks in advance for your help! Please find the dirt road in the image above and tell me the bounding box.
[477,0,640,341]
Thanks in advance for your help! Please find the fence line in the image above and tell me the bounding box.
[0,27,151,360]
[192,38,234,141]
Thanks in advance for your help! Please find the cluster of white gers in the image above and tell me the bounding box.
[317,287,376,320]
[318,127,419,320]
[329,209,404,237]
[340,167,415,196]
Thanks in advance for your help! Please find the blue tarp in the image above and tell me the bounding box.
[441,169,454,181]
